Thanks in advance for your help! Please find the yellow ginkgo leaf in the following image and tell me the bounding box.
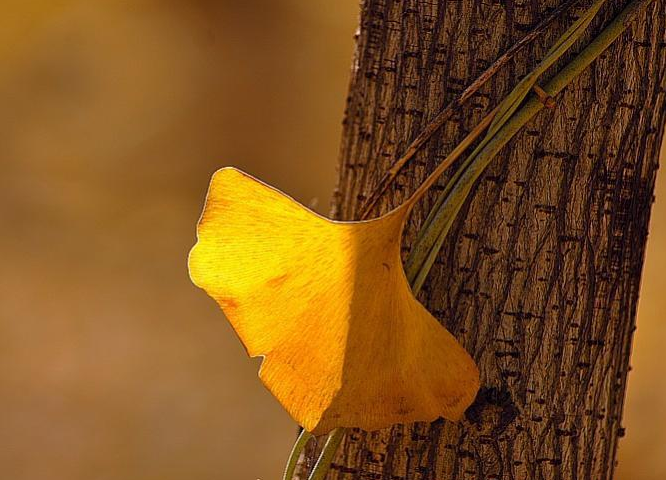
[188,167,479,435]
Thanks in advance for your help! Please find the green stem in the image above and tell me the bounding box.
[488,0,607,136]
[306,428,345,480]
[406,0,607,281]
[282,429,314,480]
[406,0,650,290]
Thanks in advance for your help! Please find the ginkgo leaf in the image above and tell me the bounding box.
[188,167,479,435]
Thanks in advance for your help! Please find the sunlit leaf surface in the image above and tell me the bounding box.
[189,167,479,434]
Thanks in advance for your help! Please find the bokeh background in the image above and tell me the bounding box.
[0,1,663,479]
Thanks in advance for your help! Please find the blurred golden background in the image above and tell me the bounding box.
[0,1,663,479]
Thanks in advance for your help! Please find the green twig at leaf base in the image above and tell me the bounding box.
[283,0,651,478]
[406,0,652,291]
[306,428,345,480]
[283,429,314,480]
[282,428,344,480]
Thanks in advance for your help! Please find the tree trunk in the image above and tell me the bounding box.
[304,0,666,479]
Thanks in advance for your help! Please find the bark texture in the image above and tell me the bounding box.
[305,0,666,479]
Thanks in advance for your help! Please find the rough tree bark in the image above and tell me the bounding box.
[301,0,666,479]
